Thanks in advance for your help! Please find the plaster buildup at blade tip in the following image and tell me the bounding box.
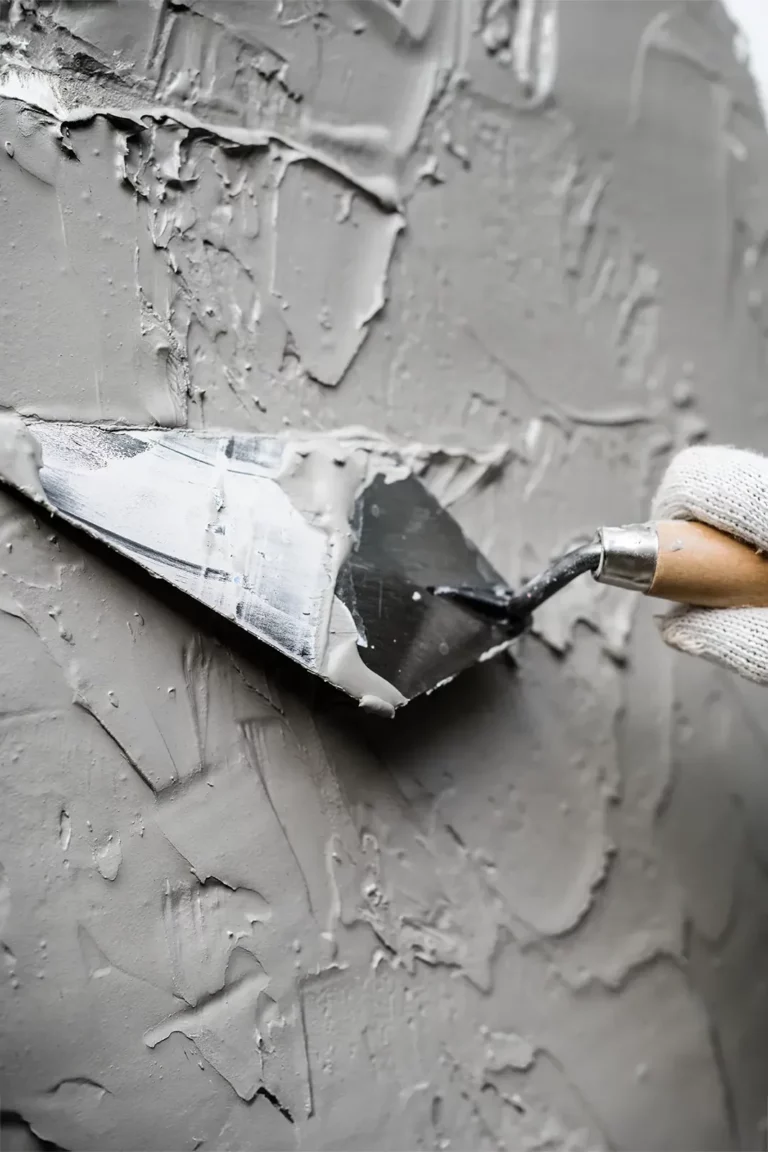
[0,414,512,712]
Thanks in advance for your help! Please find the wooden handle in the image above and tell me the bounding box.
[649,520,768,607]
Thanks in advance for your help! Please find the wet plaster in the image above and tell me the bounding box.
[2,1,768,1149]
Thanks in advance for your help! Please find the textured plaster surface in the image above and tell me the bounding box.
[2,1,768,1149]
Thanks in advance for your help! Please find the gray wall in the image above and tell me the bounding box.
[2,1,768,1148]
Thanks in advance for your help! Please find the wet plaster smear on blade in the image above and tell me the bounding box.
[0,417,512,714]
[0,415,410,712]
[3,1,768,1149]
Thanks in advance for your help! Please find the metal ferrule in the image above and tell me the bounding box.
[594,523,659,592]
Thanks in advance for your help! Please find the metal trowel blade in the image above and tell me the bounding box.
[2,421,514,710]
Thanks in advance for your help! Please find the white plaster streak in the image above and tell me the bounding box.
[512,0,560,107]
[629,11,672,128]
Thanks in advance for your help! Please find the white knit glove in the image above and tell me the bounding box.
[651,445,768,684]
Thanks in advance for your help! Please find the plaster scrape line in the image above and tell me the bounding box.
[73,696,158,796]
[0,64,398,209]
[241,719,317,920]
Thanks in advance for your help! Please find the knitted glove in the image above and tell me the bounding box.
[651,445,768,684]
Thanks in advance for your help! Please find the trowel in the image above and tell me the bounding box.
[2,416,767,714]
[0,417,515,713]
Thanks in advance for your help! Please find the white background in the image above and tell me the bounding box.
[725,0,768,116]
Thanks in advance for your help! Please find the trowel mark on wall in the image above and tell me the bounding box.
[149,829,313,1115]
[161,879,271,1007]
[144,965,310,1115]
[0,106,188,424]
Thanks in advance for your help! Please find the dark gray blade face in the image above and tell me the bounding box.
[21,423,513,710]
[336,473,516,701]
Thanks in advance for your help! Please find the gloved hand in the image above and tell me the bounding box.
[651,444,768,684]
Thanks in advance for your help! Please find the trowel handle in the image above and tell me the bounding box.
[596,520,768,608]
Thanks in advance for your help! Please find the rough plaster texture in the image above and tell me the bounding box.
[2,0,768,1149]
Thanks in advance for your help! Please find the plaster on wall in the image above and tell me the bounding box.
[2,1,768,1149]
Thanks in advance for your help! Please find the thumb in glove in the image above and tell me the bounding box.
[651,445,768,685]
